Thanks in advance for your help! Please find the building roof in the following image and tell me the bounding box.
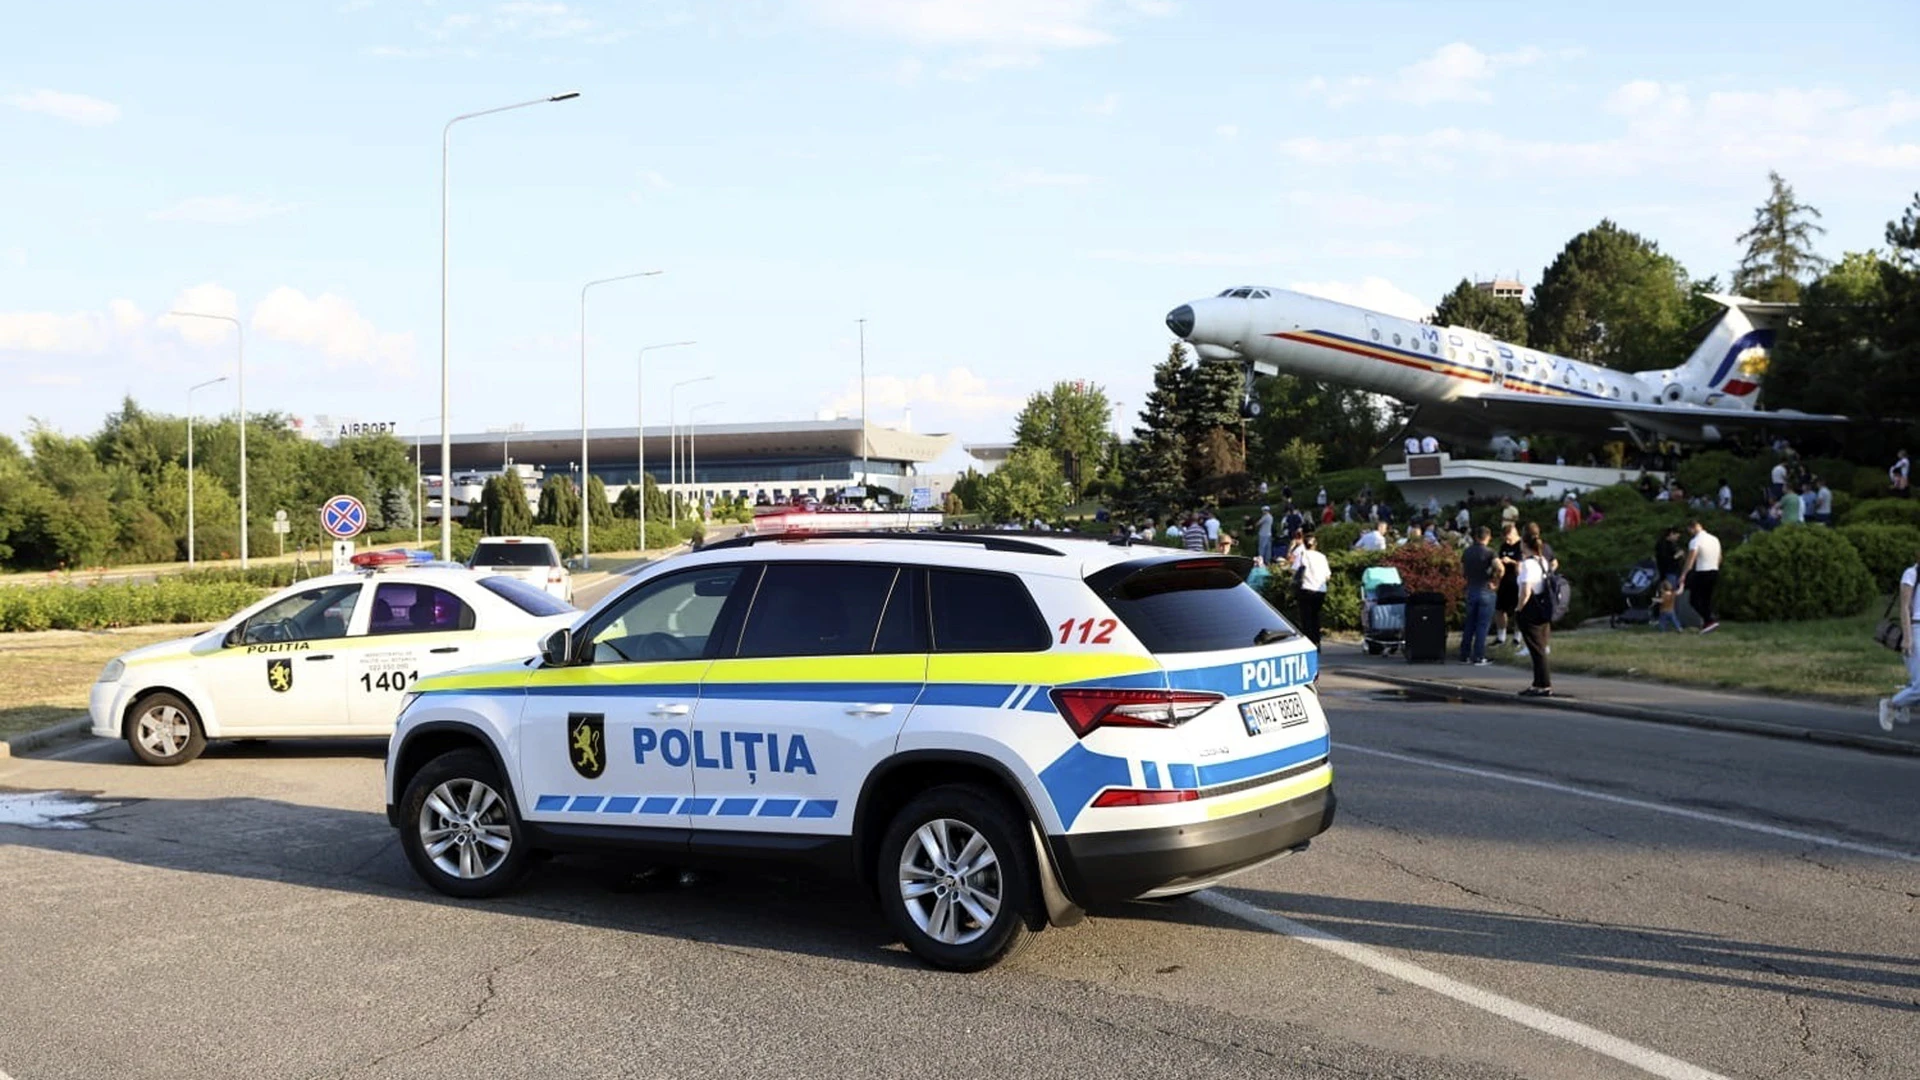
[416,418,953,471]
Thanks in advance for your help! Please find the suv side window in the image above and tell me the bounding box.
[586,565,744,663]
[237,583,363,645]
[872,566,929,654]
[368,583,475,635]
[928,569,1050,653]
[735,562,897,658]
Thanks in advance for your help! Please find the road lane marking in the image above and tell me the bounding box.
[1196,890,1733,1080]
[1335,742,1920,864]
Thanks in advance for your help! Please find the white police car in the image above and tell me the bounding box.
[90,552,576,765]
[384,533,1333,970]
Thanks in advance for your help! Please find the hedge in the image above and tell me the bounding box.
[1836,524,1920,593]
[0,581,272,632]
[1720,526,1875,623]
[1843,498,1920,529]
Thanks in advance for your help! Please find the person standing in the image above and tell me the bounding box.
[1493,520,1523,645]
[1654,524,1684,590]
[1203,509,1222,551]
[1892,450,1911,498]
[1256,506,1275,565]
[1813,477,1833,525]
[1183,515,1208,552]
[1770,459,1788,501]
[1421,434,1440,454]
[1321,501,1336,526]
[1717,478,1734,513]
[1354,520,1388,551]
[1514,532,1554,695]
[1781,484,1804,525]
[1499,496,1519,530]
[1880,548,1920,730]
[1679,519,1722,633]
[1459,526,1500,665]
[1316,486,1328,509]
[1294,533,1330,647]
[1557,494,1583,531]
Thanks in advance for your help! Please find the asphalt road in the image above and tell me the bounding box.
[2,675,1915,1080]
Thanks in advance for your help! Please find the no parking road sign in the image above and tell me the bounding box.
[321,495,367,540]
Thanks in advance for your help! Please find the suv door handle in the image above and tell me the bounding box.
[430,647,460,654]
[649,703,692,717]
[845,703,894,717]
[305,654,334,662]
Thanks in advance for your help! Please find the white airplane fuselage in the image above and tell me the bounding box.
[1165,287,1778,444]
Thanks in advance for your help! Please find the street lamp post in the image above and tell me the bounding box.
[169,311,246,567]
[579,270,662,569]
[441,90,581,561]
[184,375,227,566]
[636,341,696,551]
[413,414,440,547]
[687,402,722,527]
[856,317,869,493]
[669,375,714,529]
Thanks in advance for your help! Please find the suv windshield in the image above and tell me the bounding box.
[471,542,558,568]
[1099,561,1295,653]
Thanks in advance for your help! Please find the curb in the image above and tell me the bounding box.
[1330,667,1920,758]
[1,716,90,759]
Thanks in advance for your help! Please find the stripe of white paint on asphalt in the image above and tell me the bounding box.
[1335,741,1920,864]
[1195,891,1734,1080]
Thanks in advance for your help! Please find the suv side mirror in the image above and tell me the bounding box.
[541,628,575,668]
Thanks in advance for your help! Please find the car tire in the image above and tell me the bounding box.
[398,748,531,899]
[877,785,1038,972]
[125,692,207,766]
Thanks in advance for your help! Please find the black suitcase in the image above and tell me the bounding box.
[1403,591,1448,663]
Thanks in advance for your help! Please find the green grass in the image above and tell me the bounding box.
[1505,607,1907,703]
[0,625,208,740]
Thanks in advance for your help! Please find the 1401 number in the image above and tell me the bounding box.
[360,670,419,692]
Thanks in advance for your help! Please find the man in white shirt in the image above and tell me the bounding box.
[1717,479,1733,513]
[1293,534,1331,646]
[1813,479,1833,524]
[1203,510,1221,550]
[1770,460,1788,500]
[1679,519,1723,633]
[1315,486,1328,508]
[1255,506,1275,565]
[1881,553,1920,729]
[1892,450,1910,498]
[1420,435,1439,454]
[1354,521,1388,551]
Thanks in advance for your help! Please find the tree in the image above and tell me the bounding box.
[1431,278,1527,342]
[1733,171,1828,302]
[1124,344,1190,513]
[1527,220,1695,372]
[1180,358,1243,486]
[477,475,533,536]
[1012,381,1113,495]
[1247,375,1402,476]
[975,446,1072,524]
[536,475,581,528]
[585,474,614,528]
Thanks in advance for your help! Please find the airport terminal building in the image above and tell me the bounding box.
[411,418,954,507]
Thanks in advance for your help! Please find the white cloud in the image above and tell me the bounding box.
[1215,123,1239,139]
[1287,278,1433,321]
[108,299,146,334]
[1280,82,1920,177]
[0,311,113,354]
[158,284,241,345]
[1282,190,1431,229]
[1086,92,1120,115]
[4,89,120,126]
[823,366,1026,417]
[251,287,414,371]
[802,0,1168,75]
[150,196,295,225]
[636,169,673,192]
[999,167,1095,188]
[1305,42,1546,107]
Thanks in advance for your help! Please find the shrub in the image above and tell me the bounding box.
[1721,526,1875,622]
[0,580,271,632]
[1545,504,1747,624]
[1675,450,1771,513]
[1382,542,1466,626]
[1842,498,1920,529]
[1313,523,1363,553]
[1836,524,1920,592]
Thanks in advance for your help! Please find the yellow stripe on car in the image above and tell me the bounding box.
[1204,764,1333,820]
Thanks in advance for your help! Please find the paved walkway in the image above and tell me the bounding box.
[1327,645,1920,755]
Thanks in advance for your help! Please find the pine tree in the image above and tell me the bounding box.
[1126,344,1190,513]
[1733,171,1828,302]
[536,475,581,528]
[1179,357,1243,486]
[478,475,532,535]
[585,474,614,528]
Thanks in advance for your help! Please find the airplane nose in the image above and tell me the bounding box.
[1165,304,1195,339]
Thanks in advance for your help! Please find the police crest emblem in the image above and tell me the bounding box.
[567,712,605,780]
[266,658,293,693]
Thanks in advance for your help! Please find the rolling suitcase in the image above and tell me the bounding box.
[1403,591,1448,663]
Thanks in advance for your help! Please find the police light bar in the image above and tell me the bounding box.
[349,551,411,569]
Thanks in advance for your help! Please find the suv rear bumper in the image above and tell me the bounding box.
[1051,784,1335,906]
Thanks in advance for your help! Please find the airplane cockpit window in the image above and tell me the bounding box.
[1225,287,1257,298]
[1251,289,1271,298]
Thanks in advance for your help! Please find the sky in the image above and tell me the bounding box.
[3,0,1917,464]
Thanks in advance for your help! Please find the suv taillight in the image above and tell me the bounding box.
[1048,687,1223,738]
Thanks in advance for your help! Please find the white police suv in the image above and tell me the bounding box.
[385,532,1334,970]
[90,552,576,765]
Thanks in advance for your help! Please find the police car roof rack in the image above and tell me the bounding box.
[700,530,1067,557]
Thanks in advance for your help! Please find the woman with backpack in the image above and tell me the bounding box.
[1514,531,1555,697]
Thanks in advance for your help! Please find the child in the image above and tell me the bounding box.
[1653,579,1682,632]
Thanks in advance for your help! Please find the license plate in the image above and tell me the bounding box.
[1240,693,1308,736]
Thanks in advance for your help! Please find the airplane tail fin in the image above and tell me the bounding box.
[1651,294,1792,408]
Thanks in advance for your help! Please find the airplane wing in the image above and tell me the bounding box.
[1434,391,1849,442]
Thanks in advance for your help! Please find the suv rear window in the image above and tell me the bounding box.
[1100,561,1295,654]
[736,563,897,657]
[471,541,558,568]
[928,569,1050,653]
[478,576,575,616]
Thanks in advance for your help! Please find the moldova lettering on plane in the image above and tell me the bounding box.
[632,727,817,782]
